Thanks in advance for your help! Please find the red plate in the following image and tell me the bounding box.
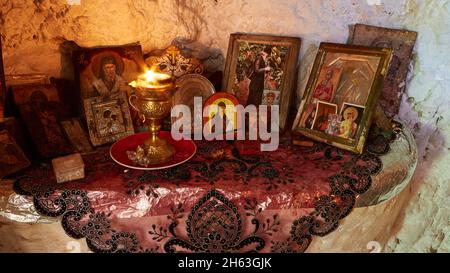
[110,131,196,170]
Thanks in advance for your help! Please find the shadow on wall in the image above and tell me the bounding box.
[386,94,446,251]
[59,40,81,81]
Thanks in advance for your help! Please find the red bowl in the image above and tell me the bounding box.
[110,131,196,170]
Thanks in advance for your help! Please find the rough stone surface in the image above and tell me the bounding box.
[0,0,449,252]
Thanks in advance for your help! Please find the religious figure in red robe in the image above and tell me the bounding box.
[312,69,334,102]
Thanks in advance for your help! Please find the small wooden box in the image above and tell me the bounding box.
[52,153,85,183]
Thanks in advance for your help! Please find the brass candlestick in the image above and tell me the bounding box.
[127,70,177,166]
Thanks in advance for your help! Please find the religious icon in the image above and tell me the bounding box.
[223,34,301,131]
[74,43,145,128]
[89,54,130,98]
[203,93,239,138]
[325,114,342,136]
[95,106,126,137]
[230,42,287,106]
[338,103,365,139]
[299,103,317,129]
[84,92,134,146]
[262,90,280,106]
[349,24,417,117]
[74,44,144,100]
[211,102,234,134]
[12,84,75,158]
[0,130,30,178]
[293,43,392,153]
[312,101,338,132]
[311,68,343,102]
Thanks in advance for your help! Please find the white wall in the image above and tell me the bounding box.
[1,0,448,252]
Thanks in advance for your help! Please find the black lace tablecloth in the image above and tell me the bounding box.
[12,131,393,253]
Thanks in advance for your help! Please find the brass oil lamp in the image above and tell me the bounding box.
[128,69,177,166]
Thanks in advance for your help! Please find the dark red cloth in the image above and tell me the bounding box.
[13,134,388,253]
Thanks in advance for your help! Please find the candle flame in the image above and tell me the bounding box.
[144,69,170,82]
[129,68,171,88]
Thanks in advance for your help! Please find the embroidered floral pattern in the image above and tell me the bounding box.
[13,131,392,253]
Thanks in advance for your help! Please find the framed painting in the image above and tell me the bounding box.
[223,33,301,131]
[74,43,146,128]
[0,130,30,178]
[348,24,417,118]
[292,43,392,154]
[12,83,75,158]
[84,92,134,146]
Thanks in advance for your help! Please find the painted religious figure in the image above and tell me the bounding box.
[312,101,338,132]
[210,102,234,135]
[262,90,280,106]
[12,84,74,158]
[338,103,365,139]
[293,43,392,153]
[325,114,342,136]
[312,70,334,101]
[90,55,131,98]
[84,93,134,146]
[74,44,144,100]
[312,68,342,102]
[74,44,145,129]
[95,108,126,137]
[247,46,271,105]
[233,42,288,106]
[299,103,317,129]
[224,34,300,131]
[203,93,239,138]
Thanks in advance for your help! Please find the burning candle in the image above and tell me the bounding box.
[126,67,177,166]
[129,68,173,90]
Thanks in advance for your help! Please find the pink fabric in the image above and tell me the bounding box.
[14,134,382,252]
[19,137,347,215]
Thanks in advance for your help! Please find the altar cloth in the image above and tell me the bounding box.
[1,128,417,253]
